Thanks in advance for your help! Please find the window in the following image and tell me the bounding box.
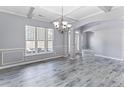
[37,27,46,53]
[25,25,54,55]
[25,26,36,54]
[47,29,53,52]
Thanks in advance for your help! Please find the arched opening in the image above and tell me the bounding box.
[83,31,95,50]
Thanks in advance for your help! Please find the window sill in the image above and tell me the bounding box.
[25,51,54,56]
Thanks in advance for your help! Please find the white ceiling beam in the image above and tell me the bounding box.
[63,6,83,16]
[0,8,27,17]
[27,7,35,19]
[50,15,79,23]
[49,8,82,23]
[47,6,83,23]
[64,16,79,22]
[98,6,113,13]
[79,11,103,20]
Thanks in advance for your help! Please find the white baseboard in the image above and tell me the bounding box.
[95,54,124,61]
[70,57,76,60]
[0,55,64,70]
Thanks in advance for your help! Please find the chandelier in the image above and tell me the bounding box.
[53,6,72,33]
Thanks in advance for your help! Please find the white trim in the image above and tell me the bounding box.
[79,6,120,21]
[2,59,24,66]
[70,57,76,60]
[25,51,54,56]
[2,50,25,65]
[25,26,54,55]
[0,55,64,70]
[1,52,3,65]
[79,11,103,21]
[0,48,24,51]
[0,9,27,18]
[83,30,95,33]
[95,54,124,61]
[1,49,25,65]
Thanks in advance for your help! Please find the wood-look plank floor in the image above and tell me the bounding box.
[0,55,124,87]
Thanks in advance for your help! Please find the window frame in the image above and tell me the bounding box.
[25,25,36,54]
[25,25,54,56]
[47,28,54,52]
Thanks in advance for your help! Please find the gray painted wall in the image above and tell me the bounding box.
[81,20,124,59]
[0,12,53,49]
[74,7,124,60]
[85,32,94,49]
[0,12,64,66]
[84,28,122,59]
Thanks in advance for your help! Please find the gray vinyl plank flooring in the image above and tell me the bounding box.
[0,55,124,87]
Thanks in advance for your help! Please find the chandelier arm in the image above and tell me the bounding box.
[53,6,72,33]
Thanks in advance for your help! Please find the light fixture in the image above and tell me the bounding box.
[53,6,72,33]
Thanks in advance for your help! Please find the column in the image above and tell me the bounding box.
[70,28,76,59]
[63,31,68,57]
[82,32,87,49]
[79,31,82,56]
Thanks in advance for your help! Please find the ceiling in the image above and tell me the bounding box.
[0,6,117,23]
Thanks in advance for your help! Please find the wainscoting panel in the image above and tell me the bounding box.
[2,49,24,65]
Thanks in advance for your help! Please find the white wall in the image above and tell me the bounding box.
[87,29,122,59]
[0,12,64,67]
[81,20,124,60]
[73,7,124,29]
[81,20,124,59]
[73,7,124,60]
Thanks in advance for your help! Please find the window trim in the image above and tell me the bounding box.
[25,51,54,56]
[25,25,54,56]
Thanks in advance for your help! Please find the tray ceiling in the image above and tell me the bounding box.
[0,6,117,23]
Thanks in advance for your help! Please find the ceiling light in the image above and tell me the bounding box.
[53,6,72,33]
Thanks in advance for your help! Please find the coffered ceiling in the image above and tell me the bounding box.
[0,6,118,23]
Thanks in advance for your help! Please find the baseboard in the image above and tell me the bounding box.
[95,54,124,61]
[70,57,76,60]
[0,55,64,70]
